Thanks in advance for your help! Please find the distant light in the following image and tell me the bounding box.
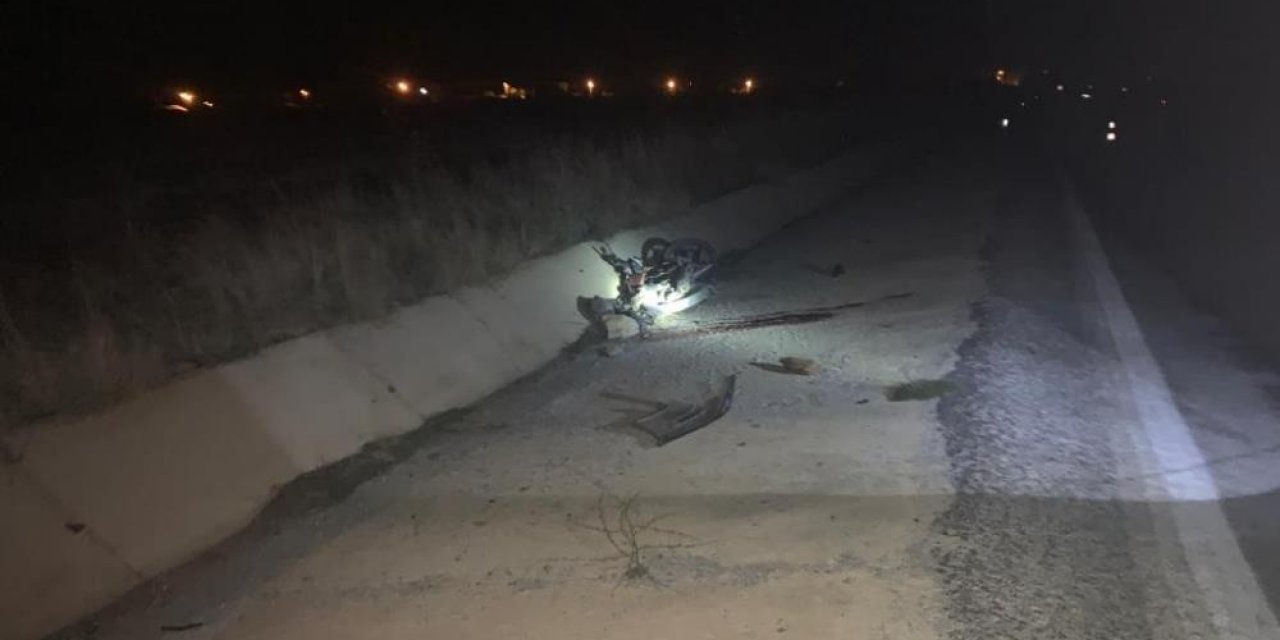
[298,88,311,99]
[585,77,596,95]
[743,77,755,93]
[1106,131,1117,142]
[1160,97,1168,106]
[176,90,196,105]
[1108,120,1117,129]
[1056,84,1065,92]
[1019,101,1027,107]
[993,68,1020,87]
[201,100,214,108]
[1120,86,1129,93]
[394,80,411,94]
[163,104,189,113]
[665,77,678,93]
[1000,117,1010,128]
[498,81,526,99]
[418,86,428,96]
[1081,92,1093,100]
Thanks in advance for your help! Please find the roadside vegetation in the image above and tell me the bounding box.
[0,99,865,431]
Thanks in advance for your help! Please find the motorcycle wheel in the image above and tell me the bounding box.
[640,237,672,267]
[643,283,715,317]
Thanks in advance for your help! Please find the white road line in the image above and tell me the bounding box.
[1063,178,1280,639]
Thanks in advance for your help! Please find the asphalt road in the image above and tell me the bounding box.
[66,140,1280,639]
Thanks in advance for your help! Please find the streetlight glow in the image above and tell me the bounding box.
[176,91,196,105]
[665,77,678,93]
[395,80,411,94]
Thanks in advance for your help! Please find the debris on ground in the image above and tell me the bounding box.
[830,263,846,278]
[597,344,624,357]
[647,293,914,341]
[779,357,818,375]
[601,314,641,340]
[576,494,698,585]
[586,295,614,317]
[629,375,737,445]
[751,357,818,376]
[884,378,955,402]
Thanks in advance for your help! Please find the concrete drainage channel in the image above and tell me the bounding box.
[0,138,923,640]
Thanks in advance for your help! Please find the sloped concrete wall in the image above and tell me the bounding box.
[0,142,906,640]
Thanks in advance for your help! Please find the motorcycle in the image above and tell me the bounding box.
[592,237,717,326]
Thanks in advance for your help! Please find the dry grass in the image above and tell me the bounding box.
[0,105,863,432]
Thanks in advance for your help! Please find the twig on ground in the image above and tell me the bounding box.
[574,493,701,587]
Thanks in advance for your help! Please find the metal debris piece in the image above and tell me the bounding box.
[632,375,737,446]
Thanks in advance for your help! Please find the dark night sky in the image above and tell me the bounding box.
[5,1,987,103]
[986,1,1280,90]
[5,1,1277,107]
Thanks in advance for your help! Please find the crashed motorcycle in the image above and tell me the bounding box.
[592,237,717,326]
